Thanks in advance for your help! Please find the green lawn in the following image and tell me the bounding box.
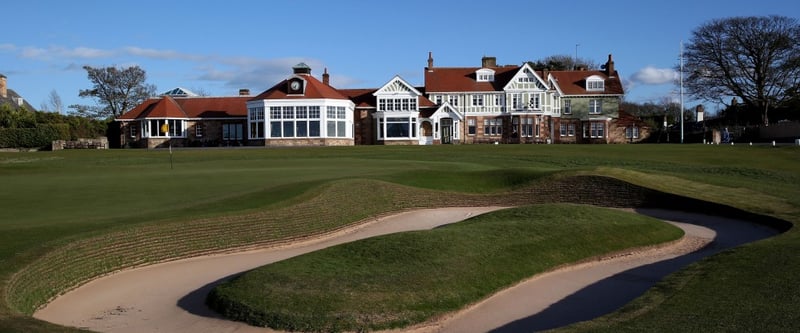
[0,144,798,332]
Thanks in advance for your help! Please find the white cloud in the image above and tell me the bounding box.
[3,43,368,95]
[122,47,203,61]
[630,66,677,85]
[61,46,116,58]
[0,43,17,52]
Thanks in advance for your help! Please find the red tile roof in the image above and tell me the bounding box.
[250,74,349,100]
[339,88,376,107]
[549,70,624,95]
[424,66,520,92]
[117,95,249,120]
[425,64,623,96]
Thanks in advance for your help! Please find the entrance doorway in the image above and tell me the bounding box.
[441,118,453,144]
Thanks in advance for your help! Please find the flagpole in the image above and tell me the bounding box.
[169,140,173,170]
[680,41,684,144]
[162,122,173,169]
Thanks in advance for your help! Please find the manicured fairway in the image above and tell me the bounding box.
[0,144,798,332]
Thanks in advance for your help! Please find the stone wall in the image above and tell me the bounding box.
[266,138,354,147]
[52,137,109,150]
[379,139,418,145]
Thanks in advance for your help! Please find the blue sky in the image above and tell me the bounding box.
[1,0,797,114]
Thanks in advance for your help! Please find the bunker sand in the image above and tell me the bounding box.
[34,207,778,333]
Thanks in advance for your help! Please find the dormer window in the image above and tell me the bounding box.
[476,68,495,82]
[586,76,605,91]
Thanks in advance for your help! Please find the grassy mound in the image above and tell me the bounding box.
[207,204,683,332]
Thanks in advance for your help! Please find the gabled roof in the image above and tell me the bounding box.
[340,87,436,109]
[250,74,349,100]
[0,89,37,111]
[373,75,422,96]
[549,70,624,96]
[502,63,550,91]
[117,95,249,120]
[425,66,520,92]
[422,102,463,120]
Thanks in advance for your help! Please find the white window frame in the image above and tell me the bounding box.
[483,118,503,136]
[472,94,484,106]
[584,122,605,138]
[587,79,605,91]
[626,126,640,139]
[144,119,185,138]
[522,118,533,137]
[468,118,476,135]
[448,95,459,106]
[589,99,603,114]
[529,94,540,109]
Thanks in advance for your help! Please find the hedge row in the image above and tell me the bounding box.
[0,124,70,149]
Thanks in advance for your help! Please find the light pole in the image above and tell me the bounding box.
[575,44,580,69]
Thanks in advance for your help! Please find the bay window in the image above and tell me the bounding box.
[268,105,322,138]
[145,119,185,137]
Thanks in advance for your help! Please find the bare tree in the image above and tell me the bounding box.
[70,65,157,119]
[529,54,600,71]
[683,15,800,126]
[40,89,63,113]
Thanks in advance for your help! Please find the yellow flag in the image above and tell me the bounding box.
[161,123,169,134]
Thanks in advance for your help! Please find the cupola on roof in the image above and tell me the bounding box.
[293,63,312,75]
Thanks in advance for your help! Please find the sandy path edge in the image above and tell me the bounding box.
[32,207,779,333]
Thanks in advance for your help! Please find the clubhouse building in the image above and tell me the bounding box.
[117,53,645,148]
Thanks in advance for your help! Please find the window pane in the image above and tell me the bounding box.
[337,121,346,137]
[296,106,307,119]
[270,122,282,137]
[296,120,307,137]
[250,122,259,138]
[270,107,282,119]
[387,123,405,137]
[309,106,320,119]
[283,121,294,137]
[283,106,294,119]
[327,121,337,137]
[309,121,320,137]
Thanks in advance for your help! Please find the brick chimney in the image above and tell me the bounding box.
[481,56,497,68]
[238,88,250,96]
[605,54,615,76]
[322,67,330,86]
[696,105,705,122]
[0,74,7,99]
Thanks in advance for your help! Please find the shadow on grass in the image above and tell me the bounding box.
[488,209,780,333]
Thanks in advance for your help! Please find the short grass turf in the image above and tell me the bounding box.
[207,204,683,332]
[1,144,798,333]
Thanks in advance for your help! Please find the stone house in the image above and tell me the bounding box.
[116,53,640,147]
[0,74,37,111]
